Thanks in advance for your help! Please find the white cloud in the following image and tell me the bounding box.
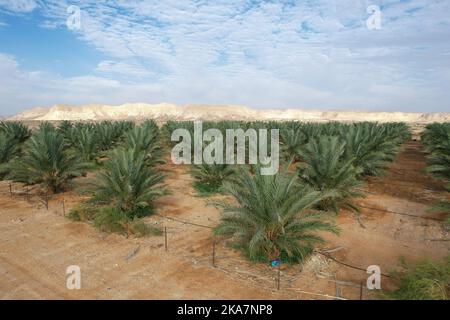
[1,0,450,113]
[95,60,155,78]
[0,0,37,13]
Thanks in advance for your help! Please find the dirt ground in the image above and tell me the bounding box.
[0,140,448,300]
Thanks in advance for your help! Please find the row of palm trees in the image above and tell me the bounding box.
[0,120,411,263]
[177,121,409,212]
[0,120,166,235]
[67,120,167,235]
[421,123,450,229]
[0,121,134,192]
[205,121,410,262]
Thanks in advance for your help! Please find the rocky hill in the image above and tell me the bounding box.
[8,103,450,123]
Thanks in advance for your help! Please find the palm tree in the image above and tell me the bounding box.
[122,121,164,166]
[421,123,450,153]
[57,120,73,138]
[94,121,134,152]
[191,163,235,195]
[89,148,166,218]
[341,123,399,176]
[69,126,100,163]
[0,132,18,164]
[1,127,91,193]
[38,121,56,133]
[426,139,450,191]
[297,136,364,213]
[280,127,306,162]
[0,121,31,143]
[212,166,339,263]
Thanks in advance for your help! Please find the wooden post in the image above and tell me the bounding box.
[62,199,66,215]
[164,227,168,252]
[277,265,281,290]
[45,192,49,210]
[9,183,12,197]
[26,186,29,201]
[360,281,363,300]
[212,241,216,267]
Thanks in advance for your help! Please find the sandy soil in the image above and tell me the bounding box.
[0,141,448,300]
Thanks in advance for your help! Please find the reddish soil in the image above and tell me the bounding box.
[0,141,448,299]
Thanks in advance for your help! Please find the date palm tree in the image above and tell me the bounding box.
[341,123,399,176]
[69,126,100,163]
[426,139,450,190]
[0,132,18,165]
[421,123,450,153]
[280,127,306,162]
[297,136,364,213]
[1,126,91,193]
[89,148,166,218]
[0,121,31,143]
[0,133,18,180]
[122,121,164,167]
[212,166,339,263]
[94,121,134,152]
[191,163,235,195]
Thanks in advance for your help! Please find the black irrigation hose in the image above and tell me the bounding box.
[155,213,215,229]
[358,204,443,222]
[316,251,392,278]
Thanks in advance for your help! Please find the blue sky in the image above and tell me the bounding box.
[0,0,449,115]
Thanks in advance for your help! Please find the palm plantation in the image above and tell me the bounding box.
[1,118,449,299]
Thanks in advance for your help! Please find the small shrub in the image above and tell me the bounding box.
[383,256,450,300]
[130,219,162,237]
[67,203,99,221]
[191,164,234,196]
[93,207,128,234]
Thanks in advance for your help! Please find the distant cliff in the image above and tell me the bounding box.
[9,103,450,123]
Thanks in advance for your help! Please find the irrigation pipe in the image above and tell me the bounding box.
[284,288,347,300]
[358,204,443,221]
[315,251,392,278]
[155,213,215,229]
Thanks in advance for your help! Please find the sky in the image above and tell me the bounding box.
[0,0,449,115]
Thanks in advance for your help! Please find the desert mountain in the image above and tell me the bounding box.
[8,103,450,123]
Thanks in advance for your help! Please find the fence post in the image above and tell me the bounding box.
[44,192,49,210]
[164,227,168,252]
[360,281,363,300]
[26,186,29,201]
[277,265,281,290]
[212,241,216,267]
[62,199,65,215]
[9,183,12,197]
